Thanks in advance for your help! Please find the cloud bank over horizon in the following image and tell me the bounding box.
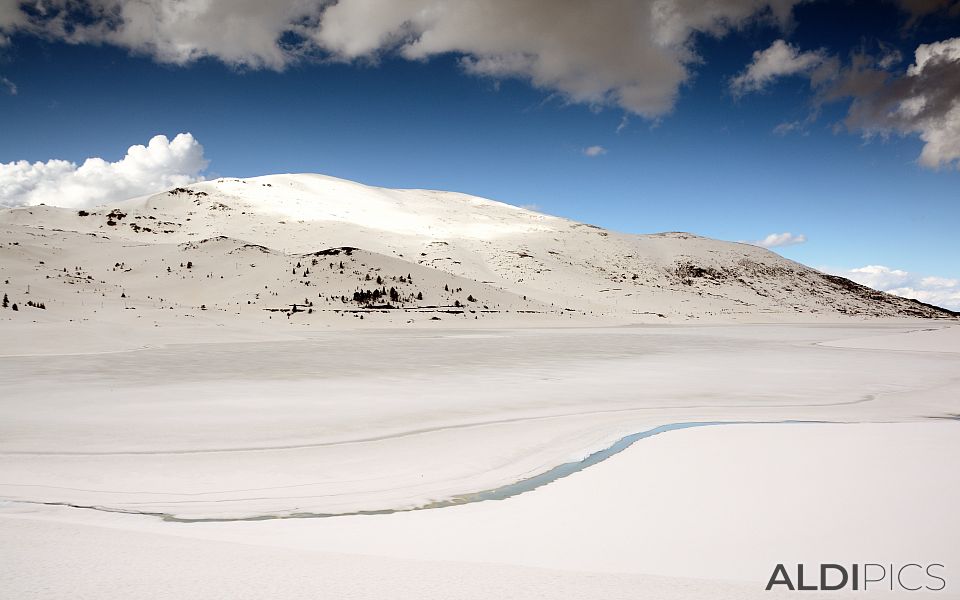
[0,133,208,209]
[831,264,960,311]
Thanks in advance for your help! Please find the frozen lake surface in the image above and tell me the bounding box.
[1,322,959,599]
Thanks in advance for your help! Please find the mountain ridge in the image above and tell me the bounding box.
[0,173,955,326]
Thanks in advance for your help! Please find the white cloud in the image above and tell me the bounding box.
[905,38,960,169]
[730,39,830,95]
[583,145,608,157]
[310,0,801,117]
[831,264,960,311]
[3,1,310,70]
[748,232,807,248]
[0,133,208,209]
[847,264,912,288]
[0,75,15,95]
[0,0,804,118]
[732,35,960,170]
[772,120,803,135]
[813,37,960,170]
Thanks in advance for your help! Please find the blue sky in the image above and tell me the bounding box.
[1,0,958,307]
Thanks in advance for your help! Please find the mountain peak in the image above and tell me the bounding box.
[1,172,954,326]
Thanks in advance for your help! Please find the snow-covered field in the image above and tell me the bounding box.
[1,323,958,598]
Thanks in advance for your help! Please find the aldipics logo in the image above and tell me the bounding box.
[766,564,947,592]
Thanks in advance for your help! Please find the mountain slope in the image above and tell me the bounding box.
[0,173,954,327]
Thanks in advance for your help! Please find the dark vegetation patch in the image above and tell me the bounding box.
[168,187,208,197]
[309,247,358,256]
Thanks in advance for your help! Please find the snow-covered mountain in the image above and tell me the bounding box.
[0,173,954,326]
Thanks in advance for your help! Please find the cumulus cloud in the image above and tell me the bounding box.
[583,145,608,157]
[285,0,799,117]
[0,133,208,209]
[748,232,807,248]
[0,0,804,118]
[823,37,960,170]
[0,1,312,70]
[733,35,960,170]
[831,264,960,311]
[730,39,830,95]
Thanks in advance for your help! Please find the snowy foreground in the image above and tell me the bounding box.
[2,322,959,599]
